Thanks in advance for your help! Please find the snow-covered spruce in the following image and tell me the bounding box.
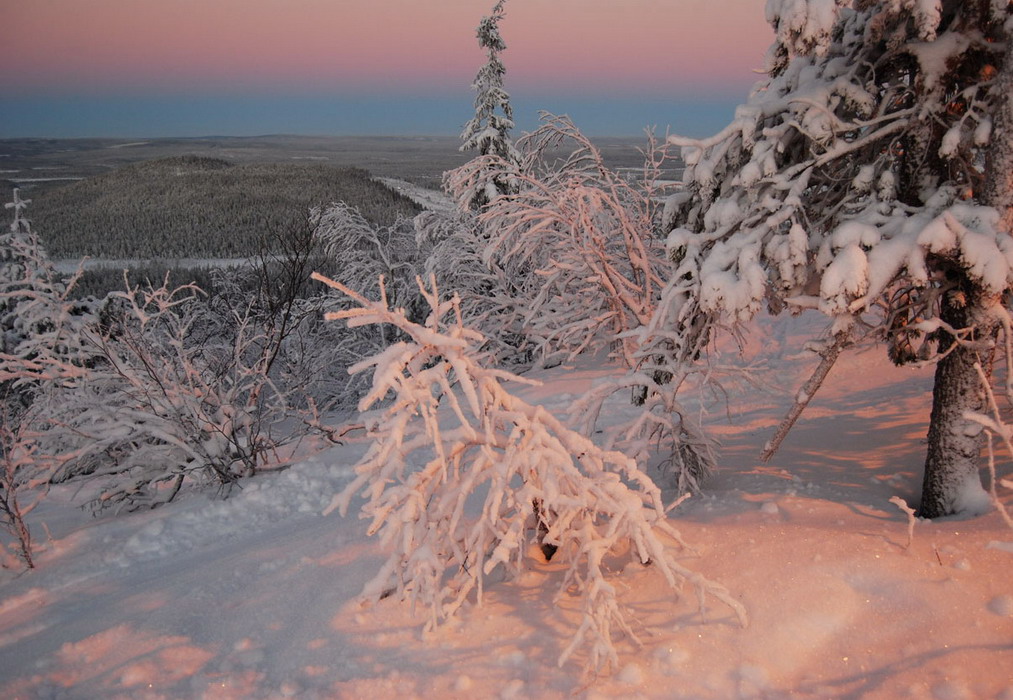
[459,0,522,208]
[660,0,1013,517]
[314,272,746,673]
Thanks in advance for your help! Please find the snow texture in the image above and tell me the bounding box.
[2,310,1012,698]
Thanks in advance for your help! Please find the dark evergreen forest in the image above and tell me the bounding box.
[28,155,421,259]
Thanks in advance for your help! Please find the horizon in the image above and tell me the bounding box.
[0,94,750,140]
[0,1,773,140]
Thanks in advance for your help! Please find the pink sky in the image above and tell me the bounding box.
[2,0,772,96]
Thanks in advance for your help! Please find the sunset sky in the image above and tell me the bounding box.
[1,0,773,138]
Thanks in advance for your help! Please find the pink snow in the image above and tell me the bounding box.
[1,312,1011,699]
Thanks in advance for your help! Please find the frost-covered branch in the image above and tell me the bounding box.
[447,114,673,367]
[761,331,850,461]
[315,272,745,673]
[964,361,1013,528]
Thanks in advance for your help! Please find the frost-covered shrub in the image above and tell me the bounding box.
[2,190,353,513]
[446,115,673,368]
[202,221,354,413]
[311,201,441,402]
[40,278,317,512]
[413,208,530,362]
[0,408,74,569]
[316,272,745,673]
[571,362,719,497]
[313,201,429,324]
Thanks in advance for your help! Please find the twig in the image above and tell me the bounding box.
[889,496,918,549]
[970,362,1013,529]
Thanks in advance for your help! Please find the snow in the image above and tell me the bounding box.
[909,31,971,91]
[375,177,455,213]
[765,0,843,56]
[2,312,1012,698]
[988,594,1013,617]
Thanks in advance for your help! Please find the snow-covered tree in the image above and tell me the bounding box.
[1,191,97,565]
[1,189,93,408]
[445,117,716,490]
[660,0,1012,517]
[413,208,530,361]
[312,202,427,326]
[447,114,674,368]
[316,272,745,673]
[460,0,522,207]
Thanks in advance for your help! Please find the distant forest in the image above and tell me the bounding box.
[27,155,422,259]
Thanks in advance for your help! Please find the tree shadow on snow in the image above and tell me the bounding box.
[788,641,1013,699]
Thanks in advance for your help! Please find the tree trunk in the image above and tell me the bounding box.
[920,31,1013,518]
[919,276,993,518]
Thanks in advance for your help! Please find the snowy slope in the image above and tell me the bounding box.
[375,178,455,213]
[1,312,1012,699]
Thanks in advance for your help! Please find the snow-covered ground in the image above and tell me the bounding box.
[376,177,455,213]
[51,257,257,275]
[1,312,1011,699]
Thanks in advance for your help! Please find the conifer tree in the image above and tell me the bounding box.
[459,0,522,208]
[1,189,92,403]
[659,0,1012,517]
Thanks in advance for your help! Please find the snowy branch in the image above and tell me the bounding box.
[316,272,745,673]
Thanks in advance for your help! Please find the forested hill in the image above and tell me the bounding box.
[26,156,421,258]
